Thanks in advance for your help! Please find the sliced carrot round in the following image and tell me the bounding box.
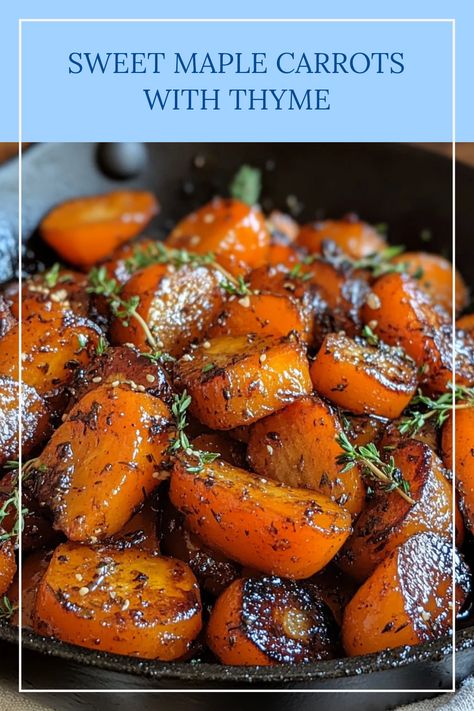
[40,191,159,268]
[297,218,386,259]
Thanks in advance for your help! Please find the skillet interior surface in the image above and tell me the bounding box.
[0,142,473,695]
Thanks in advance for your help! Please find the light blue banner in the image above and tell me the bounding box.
[1,1,473,141]
[20,19,452,141]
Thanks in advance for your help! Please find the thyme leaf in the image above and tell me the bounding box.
[398,384,474,436]
[229,165,262,206]
[336,431,415,504]
[168,391,220,472]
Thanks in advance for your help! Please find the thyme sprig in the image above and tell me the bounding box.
[229,165,262,206]
[43,263,73,288]
[124,242,252,298]
[399,384,474,436]
[87,266,158,351]
[168,391,220,473]
[361,324,380,346]
[336,432,415,504]
[0,458,38,544]
[0,595,16,621]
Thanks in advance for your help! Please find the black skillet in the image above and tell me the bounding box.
[0,143,473,709]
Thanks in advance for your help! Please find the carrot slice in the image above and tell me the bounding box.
[166,198,270,276]
[207,293,311,342]
[310,333,418,418]
[40,191,159,268]
[169,456,351,578]
[174,334,312,429]
[338,440,461,581]
[207,576,339,665]
[297,218,386,259]
[111,263,225,358]
[0,376,50,466]
[442,407,474,533]
[247,395,365,516]
[33,542,201,660]
[342,532,469,655]
[457,313,474,337]
[35,384,172,542]
[391,251,467,315]
[0,537,16,596]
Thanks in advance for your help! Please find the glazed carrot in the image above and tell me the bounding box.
[342,533,469,655]
[166,198,270,276]
[361,272,472,392]
[11,268,90,319]
[174,334,312,429]
[267,210,299,244]
[338,441,461,581]
[169,457,352,578]
[71,345,171,406]
[102,237,157,285]
[442,407,474,533]
[297,217,386,259]
[310,333,418,418]
[457,313,474,337]
[34,542,201,660]
[247,395,365,516]
[207,576,339,665]
[207,293,311,342]
[0,473,57,553]
[391,251,468,315]
[160,500,241,597]
[35,384,172,542]
[0,377,50,466]
[0,538,16,596]
[0,312,101,400]
[40,191,159,268]
[266,244,301,268]
[111,263,225,357]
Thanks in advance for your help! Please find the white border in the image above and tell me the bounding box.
[17,16,457,696]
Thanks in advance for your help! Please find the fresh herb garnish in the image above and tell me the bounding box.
[0,596,16,621]
[168,391,220,473]
[141,351,176,365]
[124,242,252,299]
[398,384,474,436]
[288,263,312,282]
[96,335,109,355]
[43,263,61,288]
[87,267,158,351]
[229,165,262,206]
[352,245,406,277]
[361,324,380,346]
[202,362,215,373]
[336,431,415,504]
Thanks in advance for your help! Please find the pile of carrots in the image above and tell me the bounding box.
[0,175,472,665]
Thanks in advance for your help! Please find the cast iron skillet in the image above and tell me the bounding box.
[0,143,473,706]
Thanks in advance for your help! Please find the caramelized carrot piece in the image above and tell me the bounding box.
[33,542,201,660]
[442,407,474,533]
[0,473,57,553]
[310,333,418,418]
[391,251,468,315]
[71,345,171,406]
[160,499,241,597]
[207,576,339,665]
[102,237,157,285]
[35,384,172,542]
[0,312,101,400]
[297,218,386,259]
[361,272,473,392]
[0,537,16,596]
[40,191,159,268]
[247,395,365,516]
[457,313,474,337]
[207,293,311,342]
[267,210,299,244]
[166,198,270,276]
[111,263,225,357]
[0,377,50,466]
[266,244,301,268]
[110,500,160,553]
[308,565,357,626]
[338,441,461,581]
[174,334,312,429]
[342,533,469,655]
[12,269,90,320]
[169,457,351,578]
[344,414,387,448]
